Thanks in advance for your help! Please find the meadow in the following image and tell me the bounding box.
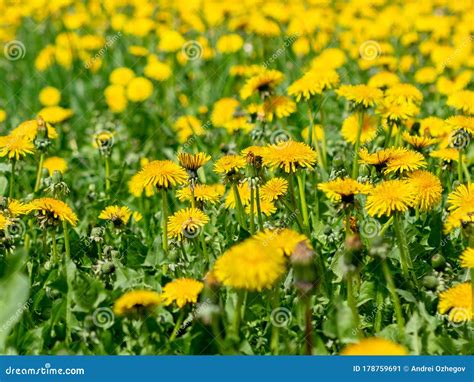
[0,0,472,356]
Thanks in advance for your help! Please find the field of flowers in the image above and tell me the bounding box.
[0,0,472,356]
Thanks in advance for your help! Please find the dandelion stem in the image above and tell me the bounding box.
[255,184,264,230]
[9,159,16,198]
[393,212,417,287]
[34,153,45,192]
[347,272,362,337]
[381,259,405,339]
[374,288,384,332]
[304,296,313,355]
[296,173,310,235]
[62,220,72,345]
[232,184,248,230]
[352,110,364,179]
[270,289,280,355]
[457,150,463,183]
[249,183,256,234]
[170,310,185,342]
[51,229,57,264]
[105,156,111,192]
[231,290,245,340]
[161,189,169,256]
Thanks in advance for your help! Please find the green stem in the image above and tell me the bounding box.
[169,310,185,341]
[9,160,16,198]
[393,213,417,287]
[347,272,362,337]
[249,183,256,234]
[232,184,248,230]
[161,189,169,256]
[304,296,313,355]
[381,259,405,339]
[231,290,245,340]
[34,153,45,192]
[62,220,72,345]
[296,173,309,235]
[105,156,111,192]
[352,110,364,179]
[270,288,280,355]
[255,184,264,230]
[374,288,384,332]
[457,150,463,183]
[51,229,57,264]
[200,231,209,264]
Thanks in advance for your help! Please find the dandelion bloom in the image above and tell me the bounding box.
[402,132,439,149]
[438,283,472,323]
[0,134,34,160]
[216,34,244,54]
[446,90,474,115]
[359,147,426,174]
[173,116,205,143]
[446,183,473,212]
[460,248,474,268]
[365,180,415,217]
[0,213,11,231]
[27,197,78,226]
[262,96,296,121]
[377,99,419,123]
[214,155,246,176]
[430,148,459,162]
[341,338,408,355]
[287,69,339,101]
[255,228,310,256]
[385,83,423,105]
[178,152,211,171]
[240,69,284,99]
[38,106,74,124]
[131,160,187,192]
[260,177,288,201]
[39,86,61,106]
[336,84,383,108]
[262,141,317,173]
[43,156,68,175]
[2,199,29,217]
[161,278,204,308]
[177,184,224,205]
[113,290,161,316]
[245,198,276,216]
[318,178,371,203]
[213,237,285,291]
[110,67,135,85]
[341,114,378,145]
[407,171,442,211]
[167,208,209,240]
[99,206,132,226]
[126,77,153,102]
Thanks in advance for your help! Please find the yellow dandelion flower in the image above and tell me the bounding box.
[430,148,460,162]
[38,106,73,124]
[447,183,474,212]
[288,70,339,101]
[318,178,371,203]
[161,278,204,308]
[173,115,205,143]
[262,96,296,121]
[216,34,244,54]
[131,160,187,192]
[27,197,78,226]
[113,290,161,316]
[39,86,61,106]
[438,283,472,323]
[0,213,11,231]
[365,180,416,217]
[262,141,317,173]
[385,83,423,105]
[447,90,474,115]
[407,170,442,211]
[245,198,277,216]
[444,209,474,234]
[336,84,383,108]
[341,114,378,145]
[377,99,419,123]
[177,184,224,205]
[341,338,408,355]
[2,199,29,218]
[213,237,286,291]
[211,98,240,127]
[177,152,211,171]
[126,77,153,102]
[99,206,132,226]
[383,148,427,175]
[260,177,288,201]
[402,132,439,149]
[255,228,310,256]
[460,248,474,268]
[43,156,68,175]
[214,155,246,176]
[167,207,209,240]
[445,115,474,135]
[368,71,400,88]
[240,70,284,100]
[110,67,135,86]
[0,134,34,160]
[225,183,251,209]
